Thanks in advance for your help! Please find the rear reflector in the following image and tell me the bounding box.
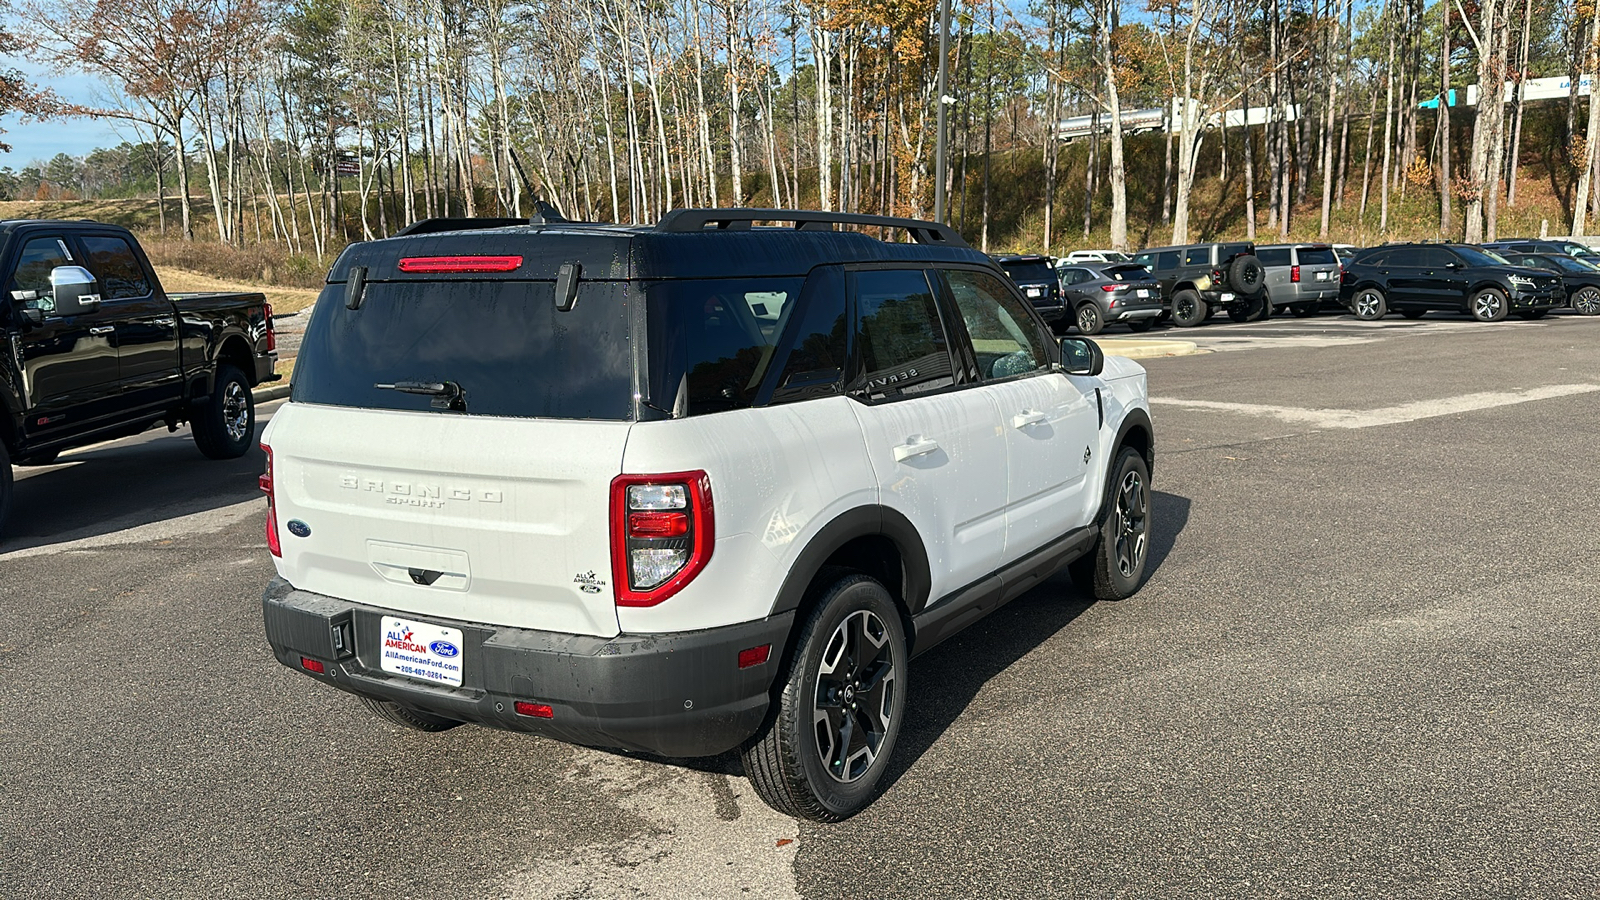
[398,255,523,274]
[738,645,772,669]
[300,656,325,674]
[514,701,554,719]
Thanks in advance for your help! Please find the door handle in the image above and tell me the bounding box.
[89,325,115,336]
[1011,409,1049,429]
[893,437,940,462]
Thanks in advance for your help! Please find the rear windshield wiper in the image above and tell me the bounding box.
[374,380,467,412]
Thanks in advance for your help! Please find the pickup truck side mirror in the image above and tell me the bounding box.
[1057,336,1105,377]
[49,266,101,317]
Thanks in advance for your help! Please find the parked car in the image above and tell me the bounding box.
[1256,243,1343,317]
[994,253,1067,326]
[1057,262,1165,334]
[1340,243,1563,321]
[1331,244,1360,264]
[1130,242,1269,326]
[1502,252,1600,315]
[260,208,1156,822]
[0,219,278,534]
[1060,250,1132,264]
[1481,239,1598,260]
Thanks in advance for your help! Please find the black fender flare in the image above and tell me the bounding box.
[1112,406,1154,477]
[768,505,933,616]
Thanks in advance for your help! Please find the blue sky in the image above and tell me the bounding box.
[1,62,123,168]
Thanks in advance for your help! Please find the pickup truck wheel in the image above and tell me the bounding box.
[1351,288,1388,321]
[742,572,907,822]
[192,364,255,459]
[1470,288,1509,322]
[1068,447,1152,601]
[1572,286,1600,315]
[358,696,462,732]
[1170,290,1207,327]
[1075,303,1106,335]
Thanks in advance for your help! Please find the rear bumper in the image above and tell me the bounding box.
[262,577,793,758]
[253,352,279,386]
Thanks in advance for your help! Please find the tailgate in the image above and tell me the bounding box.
[264,403,628,637]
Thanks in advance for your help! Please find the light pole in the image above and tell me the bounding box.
[933,0,951,224]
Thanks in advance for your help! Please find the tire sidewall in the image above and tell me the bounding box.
[1172,290,1206,326]
[1077,303,1105,335]
[199,364,256,458]
[1100,449,1152,597]
[1229,255,1267,298]
[1470,288,1509,322]
[785,577,908,818]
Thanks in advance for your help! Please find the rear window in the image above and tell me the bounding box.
[646,277,807,417]
[1105,264,1151,281]
[1001,261,1054,284]
[1298,248,1338,265]
[292,280,633,420]
[1219,243,1252,261]
[1256,248,1292,267]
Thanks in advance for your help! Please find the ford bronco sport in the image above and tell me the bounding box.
[260,208,1155,821]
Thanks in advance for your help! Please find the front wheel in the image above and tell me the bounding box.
[1076,303,1106,335]
[742,573,908,822]
[1572,286,1600,316]
[1068,447,1153,601]
[1170,290,1208,327]
[1351,288,1388,321]
[191,364,256,459]
[1470,288,1509,322]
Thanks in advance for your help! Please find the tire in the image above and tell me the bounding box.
[742,572,908,822]
[1128,318,1156,333]
[1170,289,1208,327]
[1229,295,1271,323]
[1351,287,1388,320]
[1068,447,1153,601]
[1227,254,1267,298]
[1469,288,1509,322]
[191,364,256,459]
[1400,309,1426,320]
[13,449,60,466]
[359,696,462,732]
[1075,303,1106,335]
[1291,303,1319,318]
[1572,286,1600,316]
[0,441,12,541]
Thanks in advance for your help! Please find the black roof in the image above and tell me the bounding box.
[992,254,1052,264]
[327,209,989,284]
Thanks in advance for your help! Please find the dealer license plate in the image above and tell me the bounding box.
[1220,292,1236,302]
[379,616,464,687]
[1316,271,1330,281]
[1137,289,1151,298]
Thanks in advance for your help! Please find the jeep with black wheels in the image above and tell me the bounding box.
[260,208,1155,821]
[1131,241,1269,326]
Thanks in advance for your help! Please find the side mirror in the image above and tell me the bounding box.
[49,266,101,317]
[1057,337,1104,376]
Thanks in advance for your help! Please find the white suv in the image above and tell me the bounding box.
[260,208,1155,821]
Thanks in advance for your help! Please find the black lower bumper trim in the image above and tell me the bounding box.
[262,578,793,758]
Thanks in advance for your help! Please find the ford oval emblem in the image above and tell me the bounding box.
[286,519,311,538]
[429,640,459,658]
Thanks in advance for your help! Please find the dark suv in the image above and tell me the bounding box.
[993,254,1066,326]
[1502,252,1600,316]
[1130,242,1268,326]
[1481,239,1597,260]
[1341,243,1562,321]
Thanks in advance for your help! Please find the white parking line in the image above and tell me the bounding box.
[1151,383,1600,429]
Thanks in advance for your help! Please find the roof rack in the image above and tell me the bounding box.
[654,208,968,248]
[394,202,575,237]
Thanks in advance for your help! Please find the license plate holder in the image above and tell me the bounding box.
[379,616,465,687]
[1137,289,1151,298]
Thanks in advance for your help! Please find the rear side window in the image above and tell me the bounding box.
[647,277,804,417]
[1219,243,1252,261]
[850,269,954,400]
[80,236,152,300]
[1002,261,1053,284]
[1256,248,1291,267]
[1183,247,1211,266]
[292,280,633,420]
[1157,251,1180,270]
[1298,248,1338,265]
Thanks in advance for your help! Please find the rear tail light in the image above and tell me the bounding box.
[610,471,714,607]
[260,444,281,557]
[1212,268,1224,283]
[264,303,276,352]
[397,255,523,273]
[1290,265,1301,283]
[1100,284,1124,292]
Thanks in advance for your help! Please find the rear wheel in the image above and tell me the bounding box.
[1469,288,1509,322]
[359,696,462,732]
[1572,286,1600,316]
[1171,290,1207,327]
[1127,318,1156,333]
[743,573,907,822]
[191,364,256,459]
[1076,303,1106,335]
[1291,303,1320,318]
[1351,288,1388,321]
[1068,447,1153,601]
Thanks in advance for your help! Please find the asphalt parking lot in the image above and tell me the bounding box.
[3,311,1598,899]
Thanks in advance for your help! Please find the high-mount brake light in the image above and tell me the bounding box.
[260,444,281,557]
[397,255,523,274]
[610,471,714,607]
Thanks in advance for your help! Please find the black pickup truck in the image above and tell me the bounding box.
[0,219,277,533]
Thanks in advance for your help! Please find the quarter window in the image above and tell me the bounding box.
[80,236,152,300]
[850,269,954,400]
[1183,247,1211,266]
[1157,250,1181,270]
[647,278,804,416]
[944,269,1049,382]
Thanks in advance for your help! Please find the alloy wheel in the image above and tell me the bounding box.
[1113,470,1148,578]
[223,381,250,443]
[813,609,897,783]
[1473,292,1503,320]
[1575,287,1600,316]
[1355,291,1382,318]
[1078,306,1097,332]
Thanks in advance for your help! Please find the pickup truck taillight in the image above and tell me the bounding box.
[610,471,713,607]
[260,444,281,557]
[265,303,276,352]
[1290,265,1301,283]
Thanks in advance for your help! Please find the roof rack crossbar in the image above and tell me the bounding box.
[655,208,968,248]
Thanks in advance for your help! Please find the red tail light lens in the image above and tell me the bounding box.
[738,645,772,669]
[610,471,714,607]
[264,303,276,352]
[1290,265,1301,283]
[1100,284,1123,292]
[300,656,324,674]
[397,255,523,274]
[515,701,554,719]
[260,444,281,557]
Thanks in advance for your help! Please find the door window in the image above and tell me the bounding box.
[1417,248,1456,268]
[944,269,1050,382]
[849,269,955,401]
[80,236,152,300]
[1157,250,1181,270]
[7,236,74,310]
